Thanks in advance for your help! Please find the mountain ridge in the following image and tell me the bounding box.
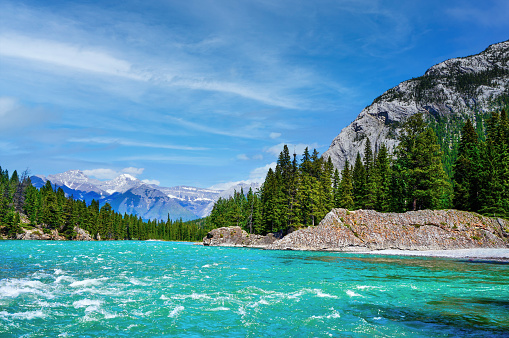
[323,40,509,170]
[31,170,261,221]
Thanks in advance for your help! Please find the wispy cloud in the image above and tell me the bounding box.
[0,34,147,80]
[0,32,305,109]
[83,167,145,180]
[68,137,207,151]
[117,155,219,166]
[142,179,160,185]
[265,142,320,157]
[208,162,276,190]
[166,117,262,139]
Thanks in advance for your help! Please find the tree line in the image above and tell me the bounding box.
[209,111,508,235]
[0,172,208,241]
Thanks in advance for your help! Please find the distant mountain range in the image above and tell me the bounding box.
[31,170,260,221]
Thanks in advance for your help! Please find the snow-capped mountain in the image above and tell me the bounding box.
[30,170,259,221]
[99,174,142,194]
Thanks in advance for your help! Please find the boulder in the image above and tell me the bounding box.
[267,209,509,251]
[203,226,278,248]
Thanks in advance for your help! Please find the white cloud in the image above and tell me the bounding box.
[173,78,299,109]
[249,162,277,181]
[0,33,304,109]
[265,143,319,157]
[166,117,262,139]
[237,154,249,160]
[269,132,281,139]
[207,162,276,190]
[83,168,119,180]
[83,167,145,180]
[0,96,56,132]
[0,34,146,80]
[142,179,160,186]
[68,137,207,151]
[0,97,17,116]
[252,154,263,160]
[122,167,144,176]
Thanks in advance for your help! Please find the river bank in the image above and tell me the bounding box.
[203,209,509,259]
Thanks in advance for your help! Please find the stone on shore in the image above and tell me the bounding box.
[203,226,278,248]
[266,209,509,251]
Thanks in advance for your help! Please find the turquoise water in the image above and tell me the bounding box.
[1,241,508,337]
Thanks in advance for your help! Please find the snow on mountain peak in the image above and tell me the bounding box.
[99,174,142,194]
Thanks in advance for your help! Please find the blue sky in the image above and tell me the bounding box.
[1,0,508,189]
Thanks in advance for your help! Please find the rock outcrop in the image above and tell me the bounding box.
[16,226,65,241]
[323,40,509,170]
[203,226,279,248]
[203,209,509,252]
[267,209,509,251]
[14,224,94,241]
[74,226,94,241]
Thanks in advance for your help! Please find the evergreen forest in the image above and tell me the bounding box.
[209,111,509,235]
[1,111,507,241]
[0,171,209,241]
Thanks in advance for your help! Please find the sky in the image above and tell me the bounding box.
[1,0,508,190]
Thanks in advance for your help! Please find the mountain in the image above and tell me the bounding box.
[157,186,222,218]
[323,40,509,170]
[30,170,260,221]
[102,184,197,221]
[99,174,141,194]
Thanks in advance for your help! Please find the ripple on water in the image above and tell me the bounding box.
[168,305,184,318]
[0,279,48,298]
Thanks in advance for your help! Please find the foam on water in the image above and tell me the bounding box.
[73,299,102,308]
[168,305,184,318]
[69,278,107,288]
[0,310,47,320]
[2,241,508,337]
[0,279,48,298]
[346,290,362,297]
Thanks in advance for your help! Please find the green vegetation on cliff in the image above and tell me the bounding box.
[210,110,509,235]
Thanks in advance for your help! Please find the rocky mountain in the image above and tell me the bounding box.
[323,40,509,170]
[31,170,261,221]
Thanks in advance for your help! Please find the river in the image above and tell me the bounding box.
[1,241,508,337]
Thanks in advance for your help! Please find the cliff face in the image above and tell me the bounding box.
[267,209,509,251]
[204,209,509,252]
[323,40,509,170]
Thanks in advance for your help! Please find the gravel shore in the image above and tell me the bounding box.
[357,248,509,260]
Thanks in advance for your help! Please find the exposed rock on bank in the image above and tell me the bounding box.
[203,226,279,248]
[74,226,94,241]
[15,225,93,241]
[203,209,509,252]
[267,209,509,251]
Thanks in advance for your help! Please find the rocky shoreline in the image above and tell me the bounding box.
[203,209,509,255]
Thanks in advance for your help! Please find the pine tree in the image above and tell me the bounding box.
[339,160,354,209]
[453,119,480,211]
[396,113,451,210]
[478,111,509,217]
[363,139,377,209]
[374,143,392,212]
[332,168,341,208]
[352,153,366,209]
